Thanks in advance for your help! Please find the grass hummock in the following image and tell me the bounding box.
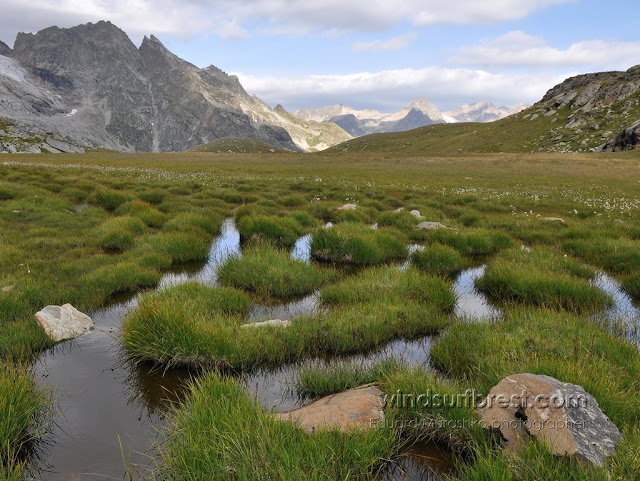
[218,244,332,298]
[475,247,612,312]
[237,215,303,248]
[410,244,466,277]
[311,223,408,265]
[158,372,398,481]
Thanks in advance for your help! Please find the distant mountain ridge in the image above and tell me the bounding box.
[294,99,527,137]
[0,21,349,153]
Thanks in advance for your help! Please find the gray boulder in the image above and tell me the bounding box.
[35,304,94,342]
[417,221,449,230]
[276,384,385,433]
[599,119,640,152]
[478,373,622,467]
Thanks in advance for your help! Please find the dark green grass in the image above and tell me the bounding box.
[411,244,466,277]
[320,265,456,313]
[416,228,513,256]
[218,244,332,298]
[0,365,49,478]
[92,188,131,211]
[621,273,640,302]
[430,308,640,478]
[94,216,147,251]
[475,247,612,312]
[145,231,211,264]
[122,279,451,370]
[311,223,408,265]
[237,215,303,248]
[115,200,168,227]
[158,372,397,481]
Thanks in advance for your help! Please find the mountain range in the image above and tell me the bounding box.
[294,100,527,137]
[0,21,349,154]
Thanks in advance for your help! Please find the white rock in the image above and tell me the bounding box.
[409,209,424,220]
[416,221,449,230]
[542,217,566,224]
[337,203,357,211]
[35,304,94,342]
[240,319,291,329]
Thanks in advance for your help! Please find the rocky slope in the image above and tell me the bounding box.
[0,21,348,153]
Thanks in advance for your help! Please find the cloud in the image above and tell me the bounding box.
[448,31,640,70]
[235,66,568,111]
[353,33,417,52]
[0,0,574,44]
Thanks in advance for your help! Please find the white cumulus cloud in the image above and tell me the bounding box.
[0,0,574,43]
[448,31,640,71]
[353,33,418,52]
[235,66,568,111]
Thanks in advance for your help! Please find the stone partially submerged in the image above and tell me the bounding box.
[276,384,386,433]
[35,304,94,342]
[478,373,622,467]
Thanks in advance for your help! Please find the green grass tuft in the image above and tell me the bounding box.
[411,244,466,277]
[218,244,331,298]
[475,247,612,312]
[311,223,408,265]
[237,215,303,248]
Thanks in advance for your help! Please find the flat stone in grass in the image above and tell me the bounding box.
[542,217,566,225]
[240,319,291,328]
[417,221,449,230]
[478,373,622,467]
[337,203,357,211]
[276,384,386,433]
[35,304,94,342]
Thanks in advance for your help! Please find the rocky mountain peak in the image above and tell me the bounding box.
[0,41,12,57]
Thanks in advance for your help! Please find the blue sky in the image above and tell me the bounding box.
[1,0,639,112]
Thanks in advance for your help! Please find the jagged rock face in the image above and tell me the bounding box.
[515,64,640,152]
[0,41,11,57]
[600,119,640,152]
[329,113,368,137]
[0,21,308,152]
[13,21,155,151]
[387,108,435,132]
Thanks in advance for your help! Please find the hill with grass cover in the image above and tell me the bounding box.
[327,65,640,154]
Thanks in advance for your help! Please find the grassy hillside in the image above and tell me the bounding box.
[329,67,640,155]
[189,137,285,153]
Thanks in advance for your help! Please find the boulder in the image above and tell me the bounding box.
[599,119,640,152]
[46,137,85,154]
[35,304,94,342]
[337,203,357,211]
[478,373,622,467]
[276,384,386,433]
[240,319,291,328]
[410,209,424,220]
[417,221,449,230]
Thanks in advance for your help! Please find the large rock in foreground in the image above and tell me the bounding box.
[478,373,622,467]
[276,384,385,433]
[35,304,94,342]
